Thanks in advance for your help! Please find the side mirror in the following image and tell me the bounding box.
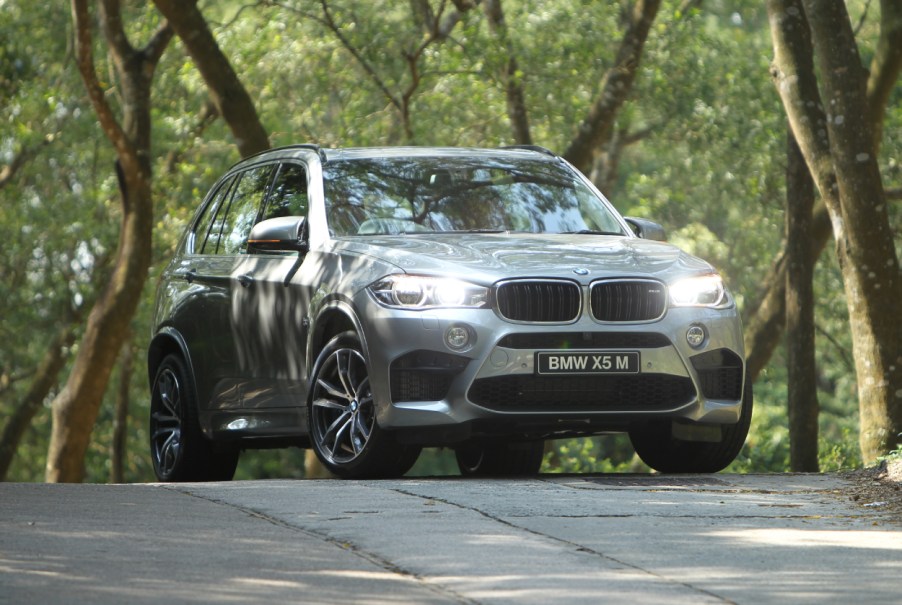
[624,217,667,242]
[247,216,308,254]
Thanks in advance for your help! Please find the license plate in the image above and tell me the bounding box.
[536,351,640,375]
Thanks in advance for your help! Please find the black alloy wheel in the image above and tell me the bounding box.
[308,331,420,478]
[149,354,238,482]
[629,380,754,473]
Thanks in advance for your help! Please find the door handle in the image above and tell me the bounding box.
[176,268,196,283]
[237,274,254,288]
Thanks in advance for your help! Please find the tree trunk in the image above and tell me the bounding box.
[805,0,902,462]
[483,0,532,145]
[0,324,76,480]
[46,0,172,482]
[784,130,819,472]
[151,0,270,157]
[304,449,333,479]
[0,139,51,190]
[745,0,902,383]
[743,203,831,382]
[769,0,902,462]
[563,0,661,173]
[110,333,134,484]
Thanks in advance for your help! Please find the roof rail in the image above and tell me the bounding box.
[500,144,557,157]
[280,143,327,163]
[240,143,326,164]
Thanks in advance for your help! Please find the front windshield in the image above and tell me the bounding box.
[322,155,626,237]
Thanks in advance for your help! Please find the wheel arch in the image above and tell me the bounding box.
[147,328,194,390]
[307,301,367,375]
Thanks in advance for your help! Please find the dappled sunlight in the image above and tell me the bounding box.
[710,528,902,551]
[465,532,545,547]
[316,569,416,581]
[0,558,90,582]
[231,577,309,589]
[423,569,688,603]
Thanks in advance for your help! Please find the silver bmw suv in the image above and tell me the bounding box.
[148,145,751,481]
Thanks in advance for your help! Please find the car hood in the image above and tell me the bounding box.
[336,233,715,284]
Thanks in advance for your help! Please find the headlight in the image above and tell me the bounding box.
[669,274,730,308]
[369,275,489,309]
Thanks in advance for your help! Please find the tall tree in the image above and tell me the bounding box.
[784,130,819,471]
[562,0,661,173]
[745,0,902,384]
[283,0,479,143]
[768,0,902,462]
[46,0,172,482]
[150,0,270,157]
[0,324,76,480]
[110,332,134,483]
[483,0,531,145]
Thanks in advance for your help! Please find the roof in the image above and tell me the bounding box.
[322,145,556,162]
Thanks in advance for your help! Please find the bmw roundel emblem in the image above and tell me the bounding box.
[573,267,590,276]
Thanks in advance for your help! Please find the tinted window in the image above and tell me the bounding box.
[262,163,308,221]
[194,175,236,255]
[217,166,275,255]
[322,157,625,237]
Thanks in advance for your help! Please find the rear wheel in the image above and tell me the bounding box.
[455,440,545,477]
[149,354,238,482]
[629,380,753,473]
[308,331,420,478]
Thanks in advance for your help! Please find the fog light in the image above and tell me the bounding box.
[445,325,472,350]
[686,325,706,348]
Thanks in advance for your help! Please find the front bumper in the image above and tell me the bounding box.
[357,296,745,444]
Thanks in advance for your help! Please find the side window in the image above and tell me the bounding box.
[262,163,308,221]
[218,165,275,255]
[194,175,235,255]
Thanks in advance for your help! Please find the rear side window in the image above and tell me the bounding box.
[216,165,275,255]
[262,163,308,221]
[194,175,235,255]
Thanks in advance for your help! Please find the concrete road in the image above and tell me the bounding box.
[1,474,900,604]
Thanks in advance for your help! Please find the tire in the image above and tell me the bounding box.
[308,331,420,478]
[629,379,753,473]
[455,440,545,477]
[149,354,239,482]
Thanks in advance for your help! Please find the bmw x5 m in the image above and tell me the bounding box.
[148,145,751,480]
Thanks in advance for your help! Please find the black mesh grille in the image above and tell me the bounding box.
[390,351,469,403]
[468,374,696,412]
[690,349,744,400]
[392,372,454,402]
[591,280,667,322]
[497,332,672,350]
[496,280,581,323]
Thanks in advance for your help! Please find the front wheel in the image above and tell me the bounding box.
[629,380,753,473]
[308,331,420,478]
[455,441,545,477]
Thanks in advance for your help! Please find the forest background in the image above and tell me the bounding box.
[1,0,900,482]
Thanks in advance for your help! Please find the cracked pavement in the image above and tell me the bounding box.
[2,474,901,604]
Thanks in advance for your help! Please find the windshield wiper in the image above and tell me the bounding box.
[559,229,625,236]
[446,229,509,234]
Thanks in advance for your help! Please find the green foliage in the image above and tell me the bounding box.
[878,442,902,465]
[235,449,307,480]
[542,436,643,474]
[818,429,862,472]
[408,448,460,477]
[2,0,894,482]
